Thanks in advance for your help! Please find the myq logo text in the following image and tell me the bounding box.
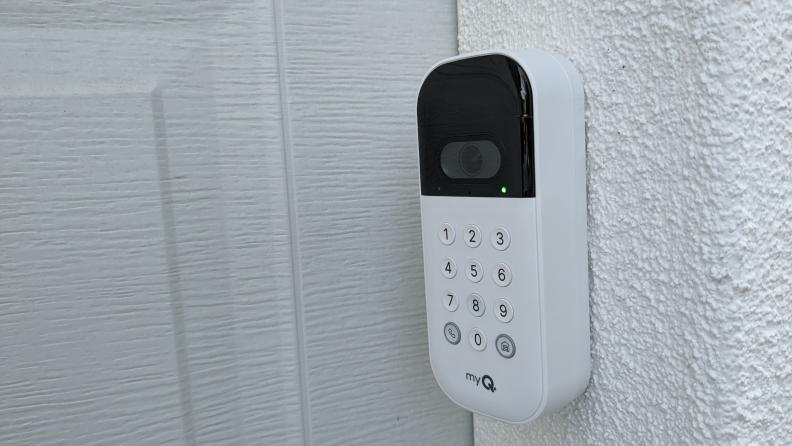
[465,373,496,393]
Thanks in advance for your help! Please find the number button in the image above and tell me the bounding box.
[492,262,512,287]
[493,298,514,323]
[440,256,457,279]
[465,259,483,283]
[467,293,485,317]
[442,290,459,312]
[469,328,487,351]
[439,223,455,245]
[464,225,481,248]
[444,322,461,345]
[495,334,516,358]
[490,226,511,251]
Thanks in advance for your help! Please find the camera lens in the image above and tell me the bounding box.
[459,143,484,177]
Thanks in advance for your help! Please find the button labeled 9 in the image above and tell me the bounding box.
[493,298,513,323]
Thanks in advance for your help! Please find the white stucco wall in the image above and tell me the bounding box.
[459,0,792,444]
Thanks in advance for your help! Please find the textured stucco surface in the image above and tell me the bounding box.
[459,0,792,444]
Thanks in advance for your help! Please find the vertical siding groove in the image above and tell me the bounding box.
[151,87,197,446]
[272,1,314,445]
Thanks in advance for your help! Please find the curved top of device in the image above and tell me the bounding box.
[417,54,531,128]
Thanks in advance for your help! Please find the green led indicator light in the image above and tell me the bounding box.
[501,186,507,194]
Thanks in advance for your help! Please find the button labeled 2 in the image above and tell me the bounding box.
[464,225,481,248]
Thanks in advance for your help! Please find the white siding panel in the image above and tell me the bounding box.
[0,18,305,445]
[278,1,471,445]
[1,1,465,445]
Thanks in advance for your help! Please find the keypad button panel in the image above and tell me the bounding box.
[421,195,543,420]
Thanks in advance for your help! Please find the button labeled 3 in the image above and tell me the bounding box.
[490,226,511,251]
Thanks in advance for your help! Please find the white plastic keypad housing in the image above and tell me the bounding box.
[418,49,589,424]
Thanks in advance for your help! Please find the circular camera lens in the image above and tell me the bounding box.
[459,143,484,177]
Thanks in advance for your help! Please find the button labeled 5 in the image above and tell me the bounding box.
[465,259,483,283]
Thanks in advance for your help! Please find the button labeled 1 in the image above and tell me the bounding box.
[441,256,457,278]
[439,223,455,245]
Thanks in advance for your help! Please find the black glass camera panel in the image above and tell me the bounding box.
[417,54,534,198]
[439,136,503,181]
